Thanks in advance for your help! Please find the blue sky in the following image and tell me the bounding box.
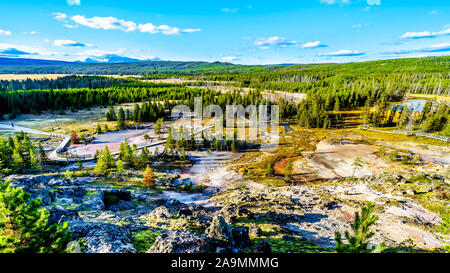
[0,0,449,64]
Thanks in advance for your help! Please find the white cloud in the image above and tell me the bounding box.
[67,0,80,6]
[254,37,325,49]
[138,23,158,34]
[53,12,68,21]
[429,10,438,15]
[221,56,239,62]
[54,39,92,47]
[300,41,324,49]
[156,25,180,35]
[367,0,381,5]
[221,8,239,13]
[318,50,364,57]
[386,43,450,55]
[361,7,371,12]
[352,24,362,28]
[64,24,78,29]
[255,36,299,49]
[0,29,12,36]
[67,15,200,35]
[400,28,450,39]
[320,0,351,4]
[71,15,137,32]
[138,24,199,35]
[182,28,201,33]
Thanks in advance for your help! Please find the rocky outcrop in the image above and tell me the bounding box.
[70,221,135,253]
[249,223,263,237]
[231,226,250,249]
[147,206,173,220]
[148,230,209,253]
[205,216,233,246]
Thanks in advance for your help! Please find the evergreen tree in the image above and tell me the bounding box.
[334,202,379,253]
[0,181,72,253]
[133,104,140,123]
[106,106,116,121]
[29,148,40,170]
[139,146,150,166]
[96,124,102,134]
[37,143,47,164]
[351,157,364,177]
[116,160,125,175]
[11,149,24,173]
[117,107,126,130]
[76,158,83,170]
[93,146,115,176]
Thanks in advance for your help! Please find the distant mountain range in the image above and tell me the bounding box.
[80,54,162,64]
[0,55,162,66]
[0,55,447,75]
[0,56,237,74]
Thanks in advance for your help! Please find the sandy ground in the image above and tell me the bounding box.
[159,151,248,206]
[67,125,161,157]
[279,140,392,181]
[283,182,445,249]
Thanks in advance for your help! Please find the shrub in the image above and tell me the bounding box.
[132,229,161,253]
[334,202,380,253]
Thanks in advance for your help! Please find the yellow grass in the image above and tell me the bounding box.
[0,74,69,80]
[0,74,142,81]
[407,93,450,103]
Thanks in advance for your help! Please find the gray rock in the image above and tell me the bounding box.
[249,223,263,237]
[148,230,209,253]
[69,221,135,253]
[48,178,68,186]
[231,226,250,249]
[79,192,105,211]
[205,216,233,245]
[147,206,172,220]
[48,206,79,225]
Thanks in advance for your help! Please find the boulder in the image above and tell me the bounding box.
[148,230,209,253]
[147,206,173,220]
[48,206,79,225]
[205,216,233,245]
[79,192,105,211]
[69,221,135,253]
[231,226,250,249]
[216,204,253,224]
[103,190,133,211]
[249,223,263,237]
